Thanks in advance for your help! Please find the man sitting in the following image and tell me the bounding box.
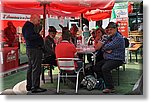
[93,22,125,93]
[55,30,83,83]
[43,26,57,66]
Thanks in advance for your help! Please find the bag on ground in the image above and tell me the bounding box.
[81,75,97,91]
[81,75,106,91]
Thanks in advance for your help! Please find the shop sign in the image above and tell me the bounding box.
[115,9,128,18]
[1,13,30,21]
[6,50,16,62]
[111,2,128,37]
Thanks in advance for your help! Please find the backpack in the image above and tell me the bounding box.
[81,75,106,91]
[81,75,97,91]
[124,37,129,48]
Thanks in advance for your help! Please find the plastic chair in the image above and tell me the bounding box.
[56,58,83,93]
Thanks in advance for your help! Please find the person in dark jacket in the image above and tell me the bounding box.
[43,26,57,66]
[22,14,47,93]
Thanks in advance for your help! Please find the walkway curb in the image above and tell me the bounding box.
[13,80,27,95]
[12,74,54,95]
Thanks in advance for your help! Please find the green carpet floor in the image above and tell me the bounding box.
[1,70,26,91]
[41,64,142,95]
[0,67,59,92]
[1,52,143,94]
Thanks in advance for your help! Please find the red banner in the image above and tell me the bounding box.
[116,17,128,37]
[1,47,19,72]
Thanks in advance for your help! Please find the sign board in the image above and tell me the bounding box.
[111,2,129,37]
[6,50,16,62]
[1,13,30,21]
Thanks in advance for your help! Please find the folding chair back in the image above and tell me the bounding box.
[57,58,82,93]
[57,58,75,71]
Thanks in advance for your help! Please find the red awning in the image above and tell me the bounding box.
[50,0,115,13]
[1,0,115,20]
[84,9,112,21]
[2,2,44,14]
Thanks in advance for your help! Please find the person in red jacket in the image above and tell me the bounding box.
[55,31,77,62]
[4,21,16,47]
[55,30,83,70]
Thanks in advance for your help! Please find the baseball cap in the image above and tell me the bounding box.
[106,22,118,29]
[48,26,57,32]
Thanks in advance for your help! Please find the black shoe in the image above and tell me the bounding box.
[26,86,32,91]
[31,87,47,93]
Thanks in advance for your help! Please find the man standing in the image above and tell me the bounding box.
[22,14,47,93]
[94,22,125,93]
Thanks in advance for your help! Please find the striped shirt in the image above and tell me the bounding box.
[102,32,125,61]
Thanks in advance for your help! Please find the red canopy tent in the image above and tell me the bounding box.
[49,0,114,13]
[2,0,115,19]
[1,0,115,36]
[1,0,115,72]
[84,9,112,21]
